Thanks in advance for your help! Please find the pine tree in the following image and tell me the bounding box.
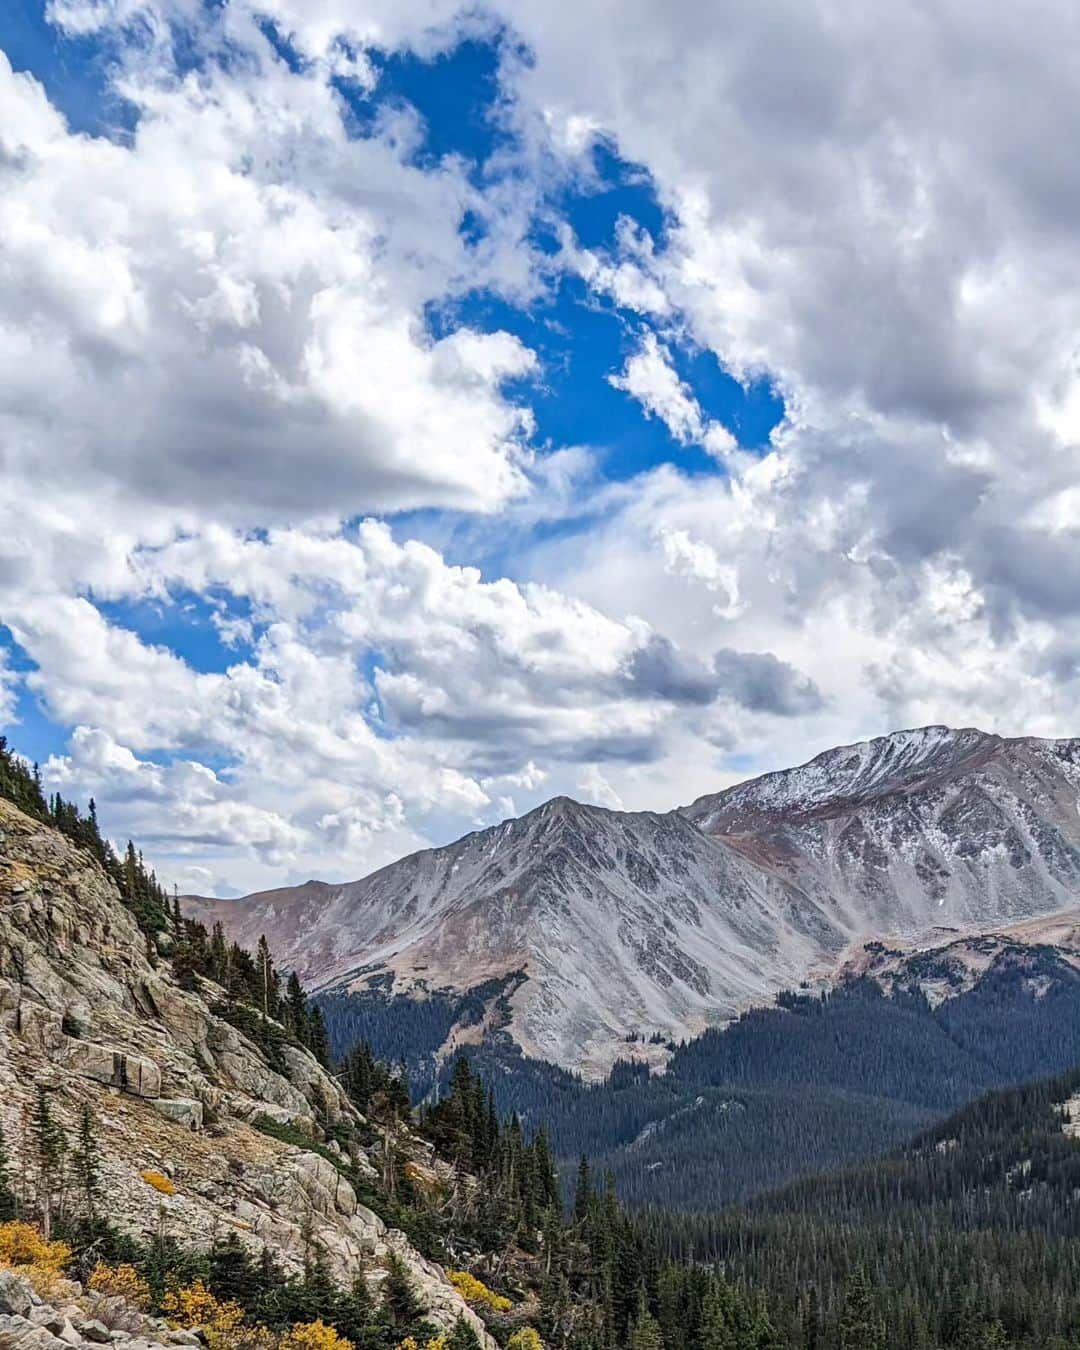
[380,1252,425,1331]
[0,1117,15,1221]
[285,972,308,1040]
[307,1004,330,1067]
[446,1315,483,1349]
[335,1270,378,1345]
[30,1085,66,1239]
[629,1301,664,1350]
[839,1266,885,1350]
[71,1103,102,1225]
[573,1155,592,1223]
[255,936,273,1017]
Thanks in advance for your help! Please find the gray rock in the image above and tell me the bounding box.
[62,1042,161,1098]
[151,1098,203,1131]
[27,1309,64,1333]
[81,1321,113,1343]
[0,1314,68,1350]
[0,1272,37,1318]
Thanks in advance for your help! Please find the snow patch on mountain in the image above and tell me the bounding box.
[189,727,1080,1075]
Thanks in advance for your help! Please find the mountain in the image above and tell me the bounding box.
[450,913,1080,1211]
[683,724,1080,937]
[189,726,1080,1075]
[187,798,837,1077]
[0,792,496,1345]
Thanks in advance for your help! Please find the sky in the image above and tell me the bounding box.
[3,0,1080,896]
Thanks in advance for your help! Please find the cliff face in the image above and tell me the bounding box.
[0,799,491,1346]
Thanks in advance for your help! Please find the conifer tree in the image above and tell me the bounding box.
[285,972,308,1040]
[71,1102,102,1226]
[335,1270,378,1346]
[628,1302,664,1350]
[446,1315,483,1349]
[573,1155,592,1223]
[255,935,273,1016]
[30,1085,66,1239]
[380,1252,425,1332]
[838,1266,885,1350]
[0,1117,15,1221]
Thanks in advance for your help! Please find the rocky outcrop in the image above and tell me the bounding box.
[0,799,494,1347]
[0,1268,208,1350]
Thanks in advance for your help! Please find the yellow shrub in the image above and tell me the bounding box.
[507,1331,544,1350]
[395,1338,447,1350]
[0,1222,71,1274]
[280,1322,353,1350]
[162,1280,246,1350]
[88,1262,152,1310]
[141,1170,177,1195]
[447,1270,511,1314]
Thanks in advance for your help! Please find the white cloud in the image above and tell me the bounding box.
[7,0,1080,895]
[608,333,736,461]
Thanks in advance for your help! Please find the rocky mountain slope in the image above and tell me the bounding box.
[0,797,493,1346]
[190,727,1080,1076]
[684,725,1080,937]
[187,798,838,1077]
[838,905,1080,1002]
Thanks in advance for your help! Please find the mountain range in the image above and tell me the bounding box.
[186,725,1080,1075]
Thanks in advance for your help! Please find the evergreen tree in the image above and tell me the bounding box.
[380,1253,425,1332]
[0,1117,15,1221]
[30,1085,67,1238]
[838,1266,885,1350]
[446,1316,483,1350]
[573,1155,592,1223]
[335,1270,379,1346]
[285,972,308,1040]
[628,1302,664,1350]
[71,1103,102,1226]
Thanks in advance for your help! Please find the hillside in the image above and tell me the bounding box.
[637,1064,1080,1346]
[190,727,1080,1076]
[398,920,1080,1213]
[0,792,494,1345]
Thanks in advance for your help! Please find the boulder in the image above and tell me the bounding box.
[151,1098,203,1131]
[0,1272,36,1318]
[61,1042,161,1098]
[80,1321,112,1344]
[0,1314,68,1350]
[13,1003,64,1054]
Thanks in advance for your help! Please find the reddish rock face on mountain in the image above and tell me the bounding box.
[188,727,1080,1076]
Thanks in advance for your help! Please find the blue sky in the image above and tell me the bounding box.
[1,0,1077,893]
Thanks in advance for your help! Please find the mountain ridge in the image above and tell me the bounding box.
[186,724,1080,1074]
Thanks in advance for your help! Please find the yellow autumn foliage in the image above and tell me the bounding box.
[446,1270,511,1313]
[279,1323,353,1350]
[0,1222,71,1274]
[163,1280,247,1350]
[394,1337,447,1350]
[88,1262,152,1309]
[507,1330,545,1350]
[140,1169,177,1195]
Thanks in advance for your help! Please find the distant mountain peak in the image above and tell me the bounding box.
[189,723,1080,1075]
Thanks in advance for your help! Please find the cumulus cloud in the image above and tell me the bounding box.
[0,25,537,528]
[6,0,1080,894]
